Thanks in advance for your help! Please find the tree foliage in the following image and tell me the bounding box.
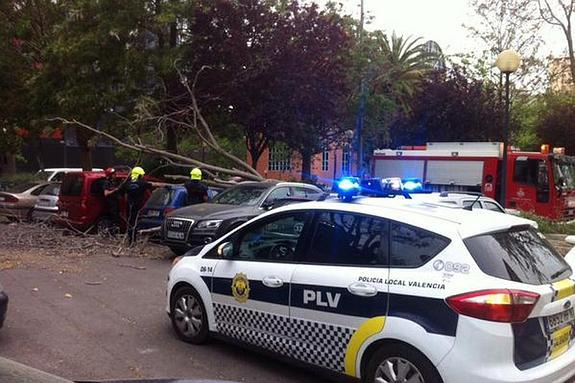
[537,92,575,152]
[466,0,545,91]
[390,67,507,146]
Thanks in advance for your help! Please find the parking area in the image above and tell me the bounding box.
[0,252,332,383]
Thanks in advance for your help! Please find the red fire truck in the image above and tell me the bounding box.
[372,142,575,220]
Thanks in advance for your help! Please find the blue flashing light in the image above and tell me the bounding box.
[403,180,423,191]
[338,178,360,191]
[337,177,361,201]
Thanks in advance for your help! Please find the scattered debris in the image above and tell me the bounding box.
[64,293,73,298]
[116,263,147,271]
[84,281,103,286]
[0,222,172,261]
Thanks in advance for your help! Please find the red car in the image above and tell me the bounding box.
[55,171,154,233]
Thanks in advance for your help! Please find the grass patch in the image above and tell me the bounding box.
[519,212,575,235]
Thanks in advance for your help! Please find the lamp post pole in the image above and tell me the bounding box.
[355,0,365,177]
[495,49,521,209]
[500,72,511,208]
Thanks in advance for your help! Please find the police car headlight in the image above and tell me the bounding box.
[196,219,223,229]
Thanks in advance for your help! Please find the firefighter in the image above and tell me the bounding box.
[103,167,121,230]
[184,168,209,205]
[125,166,153,245]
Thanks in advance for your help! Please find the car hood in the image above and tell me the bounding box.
[170,203,258,220]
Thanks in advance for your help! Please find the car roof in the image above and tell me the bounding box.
[231,181,319,188]
[41,168,103,172]
[270,196,533,240]
[275,181,322,189]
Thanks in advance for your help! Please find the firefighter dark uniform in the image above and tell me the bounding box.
[184,168,209,205]
[125,166,152,245]
[103,167,121,229]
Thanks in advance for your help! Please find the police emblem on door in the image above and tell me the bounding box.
[232,273,250,303]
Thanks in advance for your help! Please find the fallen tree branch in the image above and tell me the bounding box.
[48,118,265,181]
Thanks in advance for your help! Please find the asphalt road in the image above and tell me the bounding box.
[0,254,334,383]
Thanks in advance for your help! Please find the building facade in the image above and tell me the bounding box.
[251,143,355,188]
[549,57,574,93]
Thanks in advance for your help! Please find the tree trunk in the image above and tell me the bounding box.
[250,148,261,169]
[566,25,575,85]
[300,150,313,182]
[166,123,178,153]
[4,153,17,175]
[80,144,93,171]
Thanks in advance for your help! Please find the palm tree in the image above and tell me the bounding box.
[370,32,438,110]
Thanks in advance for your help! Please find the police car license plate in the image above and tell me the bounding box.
[38,199,50,207]
[60,211,68,218]
[550,325,572,359]
[167,230,185,240]
[547,308,575,332]
[147,210,160,217]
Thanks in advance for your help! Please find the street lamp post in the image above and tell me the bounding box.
[495,49,521,208]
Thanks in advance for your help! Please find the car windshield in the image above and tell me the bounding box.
[148,187,177,206]
[35,170,54,181]
[464,226,571,285]
[553,159,575,190]
[211,185,268,206]
[41,183,61,196]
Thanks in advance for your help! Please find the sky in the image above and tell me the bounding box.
[316,0,566,58]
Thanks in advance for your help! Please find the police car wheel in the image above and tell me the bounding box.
[365,344,441,383]
[170,287,209,344]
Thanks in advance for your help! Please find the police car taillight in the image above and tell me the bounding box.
[446,289,539,323]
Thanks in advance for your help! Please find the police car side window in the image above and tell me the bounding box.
[235,212,309,262]
[305,212,388,266]
[390,223,450,267]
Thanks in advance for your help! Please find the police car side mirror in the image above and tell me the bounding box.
[217,242,234,258]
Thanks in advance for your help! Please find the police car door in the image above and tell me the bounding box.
[289,210,389,375]
[210,210,312,353]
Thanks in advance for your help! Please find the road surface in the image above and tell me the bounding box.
[0,253,335,383]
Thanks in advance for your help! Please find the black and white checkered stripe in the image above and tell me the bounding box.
[214,303,355,372]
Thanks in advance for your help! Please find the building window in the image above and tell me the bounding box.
[342,147,350,175]
[268,143,291,171]
[322,147,329,171]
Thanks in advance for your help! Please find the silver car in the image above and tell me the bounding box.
[31,183,61,222]
[0,183,51,221]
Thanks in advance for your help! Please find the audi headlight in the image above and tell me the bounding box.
[196,219,223,229]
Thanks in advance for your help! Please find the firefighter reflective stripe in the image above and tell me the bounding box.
[344,316,386,377]
[552,279,575,301]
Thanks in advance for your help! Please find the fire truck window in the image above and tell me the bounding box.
[537,161,549,187]
[514,159,541,186]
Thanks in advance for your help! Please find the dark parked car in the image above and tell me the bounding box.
[162,181,324,255]
[137,185,222,233]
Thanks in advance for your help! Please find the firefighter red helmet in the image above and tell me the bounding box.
[104,167,116,177]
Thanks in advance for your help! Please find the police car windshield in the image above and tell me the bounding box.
[464,226,571,285]
[211,185,268,206]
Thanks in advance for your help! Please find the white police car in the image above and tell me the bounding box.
[166,196,575,383]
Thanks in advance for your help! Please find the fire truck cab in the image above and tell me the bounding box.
[373,142,575,220]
